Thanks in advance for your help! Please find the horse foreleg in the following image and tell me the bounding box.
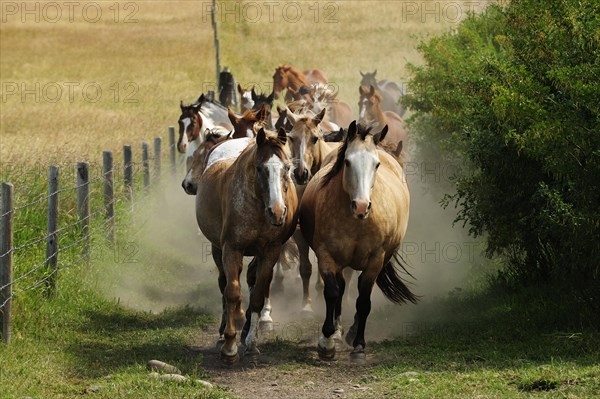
[245,248,280,361]
[331,272,345,343]
[295,231,314,315]
[316,252,340,360]
[347,265,379,363]
[220,245,244,365]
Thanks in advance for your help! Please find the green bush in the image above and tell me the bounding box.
[404,0,600,292]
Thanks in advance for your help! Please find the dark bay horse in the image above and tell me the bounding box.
[195,128,298,364]
[272,64,328,103]
[360,70,405,116]
[359,85,407,153]
[300,121,416,362]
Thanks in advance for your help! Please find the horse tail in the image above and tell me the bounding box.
[376,252,418,304]
[279,239,299,271]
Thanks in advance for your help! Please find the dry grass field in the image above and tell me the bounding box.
[0,0,487,166]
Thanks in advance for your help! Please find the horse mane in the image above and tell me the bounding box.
[320,123,372,188]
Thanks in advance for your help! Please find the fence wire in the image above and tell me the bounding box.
[0,136,180,311]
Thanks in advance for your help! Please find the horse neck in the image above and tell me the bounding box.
[368,102,386,129]
[287,69,308,90]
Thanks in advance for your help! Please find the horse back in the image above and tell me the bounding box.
[303,69,328,85]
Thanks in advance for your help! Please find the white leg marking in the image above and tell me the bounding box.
[245,312,260,348]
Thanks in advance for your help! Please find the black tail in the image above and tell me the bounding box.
[376,252,418,304]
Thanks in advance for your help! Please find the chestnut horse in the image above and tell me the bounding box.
[300,121,416,362]
[272,64,327,103]
[360,70,406,116]
[228,104,269,138]
[358,85,407,153]
[195,128,298,364]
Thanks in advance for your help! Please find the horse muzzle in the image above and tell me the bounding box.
[182,178,197,195]
[178,142,188,153]
[351,200,371,219]
[267,204,287,226]
[293,168,309,185]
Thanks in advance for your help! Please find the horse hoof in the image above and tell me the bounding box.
[259,320,273,333]
[300,303,314,318]
[317,344,336,361]
[350,346,366,363]
[220,351,240,366]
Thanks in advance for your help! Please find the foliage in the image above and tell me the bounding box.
[404,1,600,294]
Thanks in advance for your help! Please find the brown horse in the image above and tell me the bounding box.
[360,70,405,116]
[272,64,327,103]
[195,128,298,364]
[300,121,416,362]
[181,131,232,195]
[227,104,269,138]
[359,85,407,152]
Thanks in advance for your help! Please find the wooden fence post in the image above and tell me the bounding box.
[77,162,90,263]
[123,145,133,201]
[154,137,162,179]
[168,126,176,174]
[142,142,150,190]
[45,166,59,295]
[103,151,115,243]
[0,182,14,345]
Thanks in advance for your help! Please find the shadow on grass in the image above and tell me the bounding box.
[65,305,214,379]
[371,282,600,373]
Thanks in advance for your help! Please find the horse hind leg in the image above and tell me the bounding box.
[296,232,315,316]
[211,245,228,347]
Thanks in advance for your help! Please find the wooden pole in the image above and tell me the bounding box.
[77,162,90,263]
[0,182,14,345]
[45,166,59,295]
[211,0,221,83]
[123,145,133,201]
[168,126,176,174]
[153,137,162,179]
[142,142,150,190]
[103,151,115,243]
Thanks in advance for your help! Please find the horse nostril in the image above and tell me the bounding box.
[351,200,357,210]
[367,202,372,210]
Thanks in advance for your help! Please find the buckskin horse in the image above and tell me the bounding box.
[300,121,417,362]
[195,128,298,365]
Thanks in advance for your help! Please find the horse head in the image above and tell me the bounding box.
[228,105,269,138]
[285,107,327,185]
[177,101,202,153]
[339,121,387,219]
[359,69,378,87]
[358,85,383,123]
[238,84,255,112]
[254,127,292,226]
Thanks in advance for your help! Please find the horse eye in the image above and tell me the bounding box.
[376,162,381,169]
[345,160,350,167]
[311,136,319,144]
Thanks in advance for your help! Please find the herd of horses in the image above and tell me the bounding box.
[177,64,416,365]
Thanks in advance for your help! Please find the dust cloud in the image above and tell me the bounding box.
[95,139,487,345]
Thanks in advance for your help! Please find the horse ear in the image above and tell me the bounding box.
[198,93,205,103]
[237,83,243,94]
[360,71,365,77]
[180,100,184,111]
[374,125,388,145]
[373,69,377,77]
[276,105,285,115]
[347,121,358,141]
[251,88,257,101]
[256,104,268,122]
[314,108,326,125]
[227,106,239,125]
[369,85,375,96]
[256,127,266,145]
[394,141,403,157]
[286,108,299,125]
[277,127,287,144]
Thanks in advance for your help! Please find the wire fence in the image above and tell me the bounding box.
[0,126,182,345]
